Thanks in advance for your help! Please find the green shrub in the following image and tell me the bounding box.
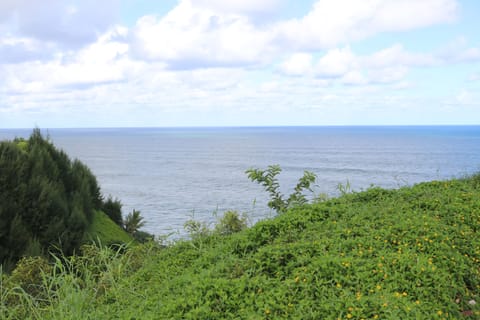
[101,196,123,227]
[215,210,248,235]
[184,218,211,240]
[132,230,155,243]
[7,256,52,302]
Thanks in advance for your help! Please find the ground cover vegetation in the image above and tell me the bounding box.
[1,161,479,318]
[0,130,147,272]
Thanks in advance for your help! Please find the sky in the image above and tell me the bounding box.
[0,0,479,128]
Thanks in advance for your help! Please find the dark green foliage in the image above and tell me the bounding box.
[101,196,123,227]
[132,230,155,243]
[0,129,103,269]
[246,164,317,213]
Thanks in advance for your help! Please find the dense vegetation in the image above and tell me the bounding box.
[0,129,104,269]
[0,130,145,272]
[2,173,480,319]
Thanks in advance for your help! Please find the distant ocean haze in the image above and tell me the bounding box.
[1,126,479,236]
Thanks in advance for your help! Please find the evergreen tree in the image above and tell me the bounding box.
[102,196,123,227]
[0,129,107,269]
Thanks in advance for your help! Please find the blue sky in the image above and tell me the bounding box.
[0,0,479,128]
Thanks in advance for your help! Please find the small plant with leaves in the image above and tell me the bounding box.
[214,210,248,235]
[246,165,317,213]
[184,217,210,240]
[124,209,145,235]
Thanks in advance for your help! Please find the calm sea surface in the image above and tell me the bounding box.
[1,126,480,236]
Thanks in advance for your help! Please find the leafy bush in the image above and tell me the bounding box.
[184,218,211,240]
[214,210,248,235]
[131,230,155,243]
[7,256,52,300]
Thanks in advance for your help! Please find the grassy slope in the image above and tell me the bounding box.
[16,176,480,319]
[82,210,134,246]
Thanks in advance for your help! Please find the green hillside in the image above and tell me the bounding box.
[2,175,480,319]
[82,210,134,246]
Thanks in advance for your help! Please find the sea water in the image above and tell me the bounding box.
[1,126,479,236]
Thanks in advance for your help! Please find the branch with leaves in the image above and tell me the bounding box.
[246,165,317,214]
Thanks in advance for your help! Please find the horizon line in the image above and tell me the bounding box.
[1,124,480,130]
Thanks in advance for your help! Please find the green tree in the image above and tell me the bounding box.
[124,209,145,235]
[0,129,105,269]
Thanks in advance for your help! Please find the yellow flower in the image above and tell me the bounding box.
[437,310,443,316]
[346,313,353,319]
[356,292,362,300]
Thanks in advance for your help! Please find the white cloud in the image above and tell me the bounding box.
[3,0,480,128]
[275,0,457,50]
[2,27,131,94]
[0,36,54,63]
[0,0,118,48]
[279,53,313,76]
[438,88,480,111]
[468,72,480,82]
[130,1,274,68]
[456,89,472,104]
[278,45,411,84]
[341,71,367,85]
[278,42,475,85]
[315,47,357,78]
[363,44,439,68]
[456,47,480,62]
[436,36,480,63]
[191,0,282,15]
[129,0,458,70]
[367,66,409,84]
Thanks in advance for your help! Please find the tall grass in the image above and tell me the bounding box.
[0,242,142,320]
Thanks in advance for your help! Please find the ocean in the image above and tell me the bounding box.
[1,126,480,236]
